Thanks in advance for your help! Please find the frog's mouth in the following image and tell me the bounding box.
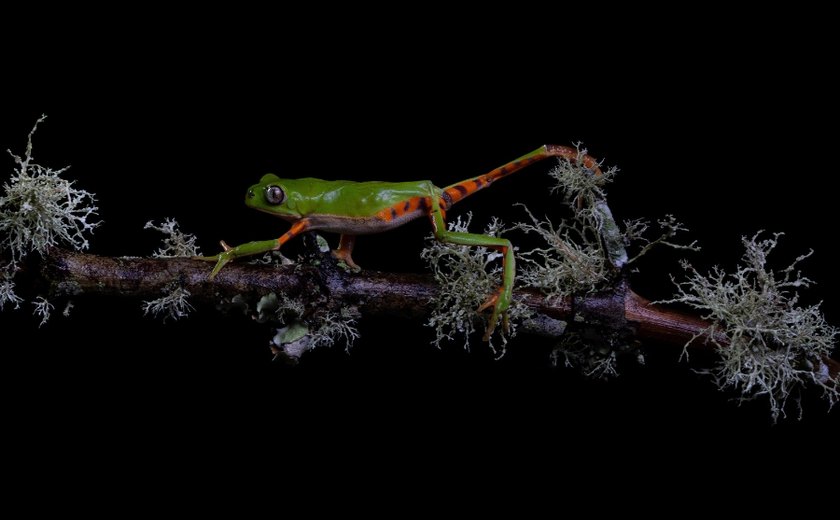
[252,206,301,222]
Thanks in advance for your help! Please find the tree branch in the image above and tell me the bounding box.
[34,248,840,379]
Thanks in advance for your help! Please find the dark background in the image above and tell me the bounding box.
[1,15,837,479]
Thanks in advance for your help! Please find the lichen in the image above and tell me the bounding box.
[514,147,697,302]
[142,283,194,322]
[623,214,699,264]
[309,306,361,350]
[253,291,360,360]
[249,251,294,267]
[511,145,620,300]
[550,330,641,380]
[140,219,200,321]
[513,204,612,300]
[255,292,306,324]
[0,115,99,265]
[508,145,699,373]
[421,213,531,355]
[1,273,23,311]
[547,145,619,213]
[262,293,360,360]
[144,218,200,258]
[663,232,839,421]
[32,296,54,327]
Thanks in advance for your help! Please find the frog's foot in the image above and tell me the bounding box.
[477,286,511,341]
[194,241,233,261]
[193,241,235,279]
[332,234,361,271]
[331,248,361,271]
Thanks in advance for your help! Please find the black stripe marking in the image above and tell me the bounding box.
[390,208,398,219]
[403,200,411,212]
[452,185,469,197]
[441,192,453,208]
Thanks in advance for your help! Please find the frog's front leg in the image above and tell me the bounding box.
[198,220,311,278]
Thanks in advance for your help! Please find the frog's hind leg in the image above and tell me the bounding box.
[427,192,514,342]
[332,234,361,270]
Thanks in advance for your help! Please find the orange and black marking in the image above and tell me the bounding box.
[372,144,601,227]
[441,144,602,210]
[374,195,430,223]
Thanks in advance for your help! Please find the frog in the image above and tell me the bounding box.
[201,144,602,340]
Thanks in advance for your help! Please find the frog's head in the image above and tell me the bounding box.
[245,174,301,220]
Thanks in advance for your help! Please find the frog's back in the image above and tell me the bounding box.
[288,178,436,217]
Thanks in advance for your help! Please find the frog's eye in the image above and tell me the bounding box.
[266,185,285,205]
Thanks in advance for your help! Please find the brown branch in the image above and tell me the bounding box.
[34,248,840,378]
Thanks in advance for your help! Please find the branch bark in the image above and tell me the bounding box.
[32,248,840,378]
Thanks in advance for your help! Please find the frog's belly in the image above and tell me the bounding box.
[307,210,426,235]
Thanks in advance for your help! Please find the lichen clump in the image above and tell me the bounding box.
[142,283,194,322]
[0,274,23,311]
[1,115,99,325]
[256,292,360,360]
[0,115,99,264]
[513,148,620,300]
[140,218,200,321]
[144,218,201,258]
[31,296,54,328]
[422,213,531,355]
[665,232,839,421]
[514,149,696,301]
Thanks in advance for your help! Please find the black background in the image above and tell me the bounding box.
[1,13,838,484]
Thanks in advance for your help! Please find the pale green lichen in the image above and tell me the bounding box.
[256,291,360,360]
[547,145,619,213]
[623,214,699,264]
[315,234,331,254]
[141,219,199,320]
[663,232,839,421]
[550,330,642,380]
[0,273,23,311]
[255,292,306,324]
[309,307,361,350]
[551,333,615,375]
[0,115,99,265]
[272,307,360,360]
[513,204,612,300]
[249,251,294,267]
[421,213,531,355]
[509,145,698,375]
[511,146,620,300]
[142,283,194,322]
[514,147,697,302]
[32,296,54,327]
[144,218,200,258]
[586,350,618,379]
[272,320,311,359]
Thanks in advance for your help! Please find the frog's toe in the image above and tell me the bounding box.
[478,287,511,342]
[331,249,362,271]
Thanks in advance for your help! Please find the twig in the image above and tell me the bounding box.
[34,247,840,379]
